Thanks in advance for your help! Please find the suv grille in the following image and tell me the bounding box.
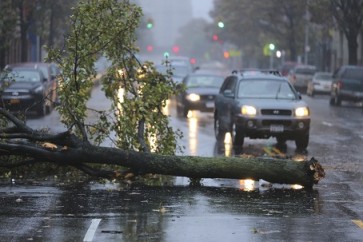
[262,120,292,126]
[261,109,292,116]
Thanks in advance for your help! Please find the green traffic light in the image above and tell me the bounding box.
[269,43,275,51]
[218,21,224,28]
[147,23,153,29]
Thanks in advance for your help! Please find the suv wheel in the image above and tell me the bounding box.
[37,101,47,117]
[214,116,226,143]
[276,136,286,144]
[232,123,244,146]
[177,105,188,118]
[295,133,309,150]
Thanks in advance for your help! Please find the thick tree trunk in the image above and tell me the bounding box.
[0,109,325,188]
[1,141,325,188]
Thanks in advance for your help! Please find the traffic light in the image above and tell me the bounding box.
[146,45,153,52]
[218,21,224,28]
[212,34,219,41]
[146,18,153,29]
[190,58,196,65]
[269,43,275,51]
[172,45,180,54]
[223,51,230,59]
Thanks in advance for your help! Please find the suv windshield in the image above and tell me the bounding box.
[343,68,363,81]
[186,75,224,88]
[3,70,42,83]
[238,79,296,99]
[295,68,315,75]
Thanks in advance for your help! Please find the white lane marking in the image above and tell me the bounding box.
[83,218,102,242]
[322,121,333,127]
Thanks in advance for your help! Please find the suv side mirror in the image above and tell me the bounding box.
[223,89,234,98]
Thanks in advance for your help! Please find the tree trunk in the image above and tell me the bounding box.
[347,31,358,65]
[0,108,325,188]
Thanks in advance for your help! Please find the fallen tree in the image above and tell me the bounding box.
[0,108,325,188]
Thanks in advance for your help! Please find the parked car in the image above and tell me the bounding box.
[176,71,225,117]
[214,71,310,150]
[306,72,333,96]
[5,62,60,110]
[287,65,317,93]
[330,65,363,106]
[0,67,55,116]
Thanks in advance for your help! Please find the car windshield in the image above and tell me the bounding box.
[186,75,224,88]
[295,68,316,75]
[172,65,190,77]
[3,70,42,83]
[238,79,296,99]
[315,73,332,80]
[343,68,363,81]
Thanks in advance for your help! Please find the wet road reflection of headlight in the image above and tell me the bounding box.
[295,107,309,117]
[241,105,257,116]
[187,93,200,102]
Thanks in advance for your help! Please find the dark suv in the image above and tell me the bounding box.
[214,71,311,150]
[330,65,363,106]
[0,66,56,116]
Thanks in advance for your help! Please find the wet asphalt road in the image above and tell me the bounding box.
[0,86,362,242]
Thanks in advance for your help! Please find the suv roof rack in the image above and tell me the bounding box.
[231,69,281,76]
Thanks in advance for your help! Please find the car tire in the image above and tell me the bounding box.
[177,105,188,118]
[232,123,244,146]
[214,116,226,143]
[37,101,47,117]
[295,133,309,150]
[276,136,286,144]
[335,96,342,106]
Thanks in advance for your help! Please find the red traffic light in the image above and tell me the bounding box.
[190,58,196,64]
[172,45,180,53]
[212,34,219,41]
[146,45,153,52]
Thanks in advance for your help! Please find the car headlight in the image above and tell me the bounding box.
[186,93,200,102]
[241,105,257,116]
[295,107,309,117]
[34,85,44,93]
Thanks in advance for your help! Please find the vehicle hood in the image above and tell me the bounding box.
[5,81,42,90]
[186,87,220,95]
[5,82,42,92]
[237,98,308,109]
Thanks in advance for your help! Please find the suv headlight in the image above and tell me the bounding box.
[295,107,309,117]
[34,85,44,94]
[241,105,257,116]
[186,93,200,102]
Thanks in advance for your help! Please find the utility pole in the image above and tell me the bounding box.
[304,0,310,65]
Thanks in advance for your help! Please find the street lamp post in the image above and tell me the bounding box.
[269,43,275,69]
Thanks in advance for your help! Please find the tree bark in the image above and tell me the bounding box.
[0,109,325,188]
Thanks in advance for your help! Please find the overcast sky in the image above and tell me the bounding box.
[192,0,214,20]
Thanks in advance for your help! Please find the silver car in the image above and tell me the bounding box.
[287,65,317,93]
[306,72,333,96]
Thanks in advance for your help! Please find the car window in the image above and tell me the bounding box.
[220,76,237,93]
[343,68,363,81]
[172,65,190,77]
[238,79,295,99]
[295,68,315,75]
[186,75,224,88]
[315,73,332,80]
[5,70,42,83]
